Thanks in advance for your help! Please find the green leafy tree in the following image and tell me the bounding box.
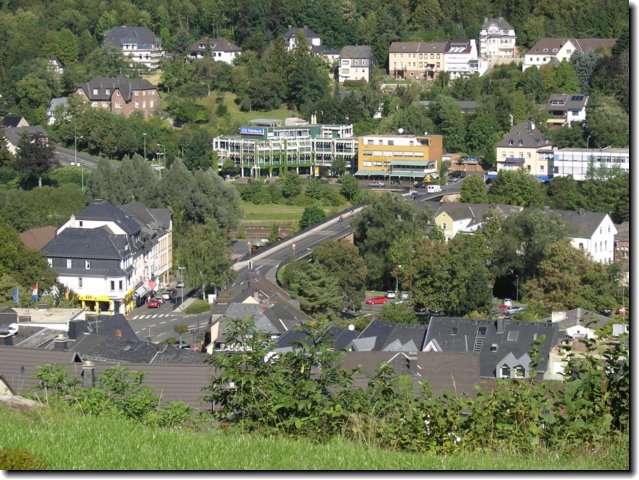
[331,157,346,177]
[460,175,488,204]
[15,133,57,189]
[553,60,580,93]
[16,74,51,124]
[376,301,419,324]
[282,172,302,199]
[86,45,132,77]
[585,96,629,148]
[488,170,546,208]
[339,174,359,202]
[299,204,326,229]
[428,95,466,152]
[546,176,580,210]
[172,29,192,56]
[178,219,236,298]
[286,262,342,316]
[53,28,79,65]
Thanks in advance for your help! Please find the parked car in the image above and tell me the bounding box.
[366,295,388,305]
[448,170,466,179]
[147,298,161,308]
[414,182,427,189]
[176,280,185,288]
[174,341,191,350]
[400,291,409,300]
[368,181,385,188]
[426,184,442,193]
[385,290,396,299]
[162,288,177,301]
[152,296,164,305]
[505,306,525,315]
[411,191,420,199]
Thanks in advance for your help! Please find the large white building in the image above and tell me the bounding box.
[551,147,629,181]
[444,39,487,77]
[188,37,242,65]
[42,201,172,315]
[553,210,617,264]
[479,17,517,59]
[339,45,374,83]
[103,26,164,70]
[522,37,616,71]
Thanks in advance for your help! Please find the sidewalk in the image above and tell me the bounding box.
[175,297,198,313]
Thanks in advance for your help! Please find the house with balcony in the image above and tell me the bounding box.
[495,121,553,180]
[522,37,616,71]
[545,93,588,128]
[354,134,443,182]
[443,39,487,78]
[103,26,164,70]
[75,76,159,118]
[479,17,517,59]
[339,45,374,83]
[188,37,242,64]
[550,147,629,181]
[42,200,172,315]
[388,41,447,80]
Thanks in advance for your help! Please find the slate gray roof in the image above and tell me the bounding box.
[353,320,428,352]
[389,41,447,54]
[481,17,514,32]
[527,38,616,56]
[274,325,358,351]
[546,93,588,112]
[42,227,127,262]
[77,76,157,102]
[496,121,551,149]
[120,202,170,233]
[311,45,340,56]
[2,126,47,148]
[1,116,27,128]
[191,37,241,53]
[445,40,473,54]
[104,26,159,50]
[550,209,609,238]
[340,45,373,59]
[423,316,560,378]
[431,203,523,225]
[420,100,477,112]
[284,26,320,41]
[340,351,481,398]
[615,222,629,242]
[75,200,141,235]
[49,97,69,110]
[553,308,611,331]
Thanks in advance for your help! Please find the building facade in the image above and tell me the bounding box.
[553,209,617,264]
[213,123,357,177]
[443,39,487,78]
[479,17,517,59]
[188,37,242,64]
[103,26,163,70]
[551,147,629,181]
[388,41,446,80]
[42,201,172,315]
[339,45,374,83]
[545,93,588,128]
[495,121,553,180]
[522,37,616,71]
[75,76,160,117]
[355,134,443,181]
[284,26,321,51]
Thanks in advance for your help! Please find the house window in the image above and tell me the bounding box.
[135,102,139,108]
[105,89,111,95]
[500,365,510,378]
[367,140,374,145]
[514,366,525,378]
[149,100,154,108]
[451,327,458,335]
[78,277,83,288]
[540,165,544,171]
[110,281,115,290]
[579,242,584,250]
[92,89,98,95]
[85,260,91,269]
[388,140,394,145]
[47,258,52,267]
[490,344,498,352]
[442,223,447,230]
[119,280,123,290]
[66,259,72,268]
[115,101,122,108]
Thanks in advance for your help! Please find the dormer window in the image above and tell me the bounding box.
[85,260,91,270]
[451,327,458,335]
[552,48,558,52]
[92,89,98,95]
[105,89,111,95]
[518,140,523,146]
[490,344,498,352]
[509,140,514,146]
[500,365,510,377]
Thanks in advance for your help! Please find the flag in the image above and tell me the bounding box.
[12,287,18,305]
[64,287,69,301]
[31,283,38,301]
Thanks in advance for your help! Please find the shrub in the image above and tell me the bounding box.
[0,448,47,470]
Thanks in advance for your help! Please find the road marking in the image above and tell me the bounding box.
[132,315,140,320]
[149,324,156,328]
[159,321,167,325]
[151,314,158,318]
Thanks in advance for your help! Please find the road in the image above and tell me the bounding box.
[55,145,104,169]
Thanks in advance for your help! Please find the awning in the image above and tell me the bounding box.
[389,160,431,167]
[487,171,499,179]
[354,170,388,176]
[389,171,426,178]
[535,175,552,182]
[502,157,525,164]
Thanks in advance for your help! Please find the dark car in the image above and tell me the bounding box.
[161,288,177,301]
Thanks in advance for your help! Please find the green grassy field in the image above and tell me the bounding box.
[0,405,628,470]
[240,201,344,226]
[201,92,298,125]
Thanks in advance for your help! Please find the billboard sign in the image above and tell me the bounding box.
[240,127,266,136]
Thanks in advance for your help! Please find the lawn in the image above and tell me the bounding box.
[240,201,344,227]
[0,405,628,470]
[200,92,298,125]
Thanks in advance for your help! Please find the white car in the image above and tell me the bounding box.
[386,291,397,299]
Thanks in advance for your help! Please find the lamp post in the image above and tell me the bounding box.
[178,266,185,310]
[143,132,147,161]
[586,134,592,150]
[515,274,519,302]
[395,265,401,302]
[74,135,84,190]
[156,143,165,165]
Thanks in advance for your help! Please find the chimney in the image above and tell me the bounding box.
[551,311,567,323]
[82,361,95,389]
[68,319,86,340]
[508,113,513,127]
[114,329,122,338]
[496,318,504,334]
[528,120,535,131]
[53,334,68,351]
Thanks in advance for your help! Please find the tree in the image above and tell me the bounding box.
[339,174,359,202]
[428,95,466,152]
[460,175,488,204]
[183,128,213,171]
[286,262,342,316]
[377,302,419,324]
[173,324,189,345]
[524,239,619,313]
[312,239,368,310]
[86,45,132,77]
[16,74,51,124]
[15,133,57,189]
[331,157,346,177]
[488,170,546,208]
[299,204,326,229]
[53,28,79,65]
[585,96,629,148]
[546,176,580,210]
[173,30,192,56]
[178,220,236,299]
[570,51,599,93]
[553,60,580,93]
[282,171,302,199]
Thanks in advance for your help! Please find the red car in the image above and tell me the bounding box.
[366,295,388,305]
[147,298,161,308]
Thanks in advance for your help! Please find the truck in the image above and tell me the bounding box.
[426,184,442,193]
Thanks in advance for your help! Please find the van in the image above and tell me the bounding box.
[426,184,442,193]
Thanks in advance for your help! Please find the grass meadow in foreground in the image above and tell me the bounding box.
[241,202,343,225]
[0,405,628,470]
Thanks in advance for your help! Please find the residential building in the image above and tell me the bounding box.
[42,200,172,315]
[388,41,446,80]
[430,203,523,241]
[423,316,560,379]
[311,45,340,66]
[47,56,64,75]
[545,93,588,128]
[444,39,487,78]
[355,134,443,181]
[339,45,374,83]
[75,76,160,117]
[495,121,553,180]
[212,122,357,177]
[2,126,48,155]
[549,308,611,341]
[1,116,29,128]
[103,26,163,70]
[552,209,617,263]
[350,320,428,352]
[614,221,629,265]
[479,17,517,59]
[47,97,69,125]
[551,147,629,181]
[420,100,477,114]
[284,26,321,51]
[188,37,241,64]
[19,226,57,251]
[522,37,616,71]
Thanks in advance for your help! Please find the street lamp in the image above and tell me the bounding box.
[395,265,401,301]
[156,143,165,165]
[74,135,84,190]
[143,132,147,161]
[178,266,185,310]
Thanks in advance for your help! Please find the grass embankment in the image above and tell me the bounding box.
[0,405,628,470]
[240,201,344,228]
[201,92,297,125]
[184,299,211,315]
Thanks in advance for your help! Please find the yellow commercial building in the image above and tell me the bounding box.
[355,134,443,181]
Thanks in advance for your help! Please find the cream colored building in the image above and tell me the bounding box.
[388,41,446,80]
[495,121,553,180]
[479,17,517,59]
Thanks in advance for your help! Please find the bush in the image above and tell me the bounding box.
[184,299,210,314]
[0,448,47,470]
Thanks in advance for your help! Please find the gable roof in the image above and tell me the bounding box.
[615,221,629,242]
[546,93,588,111]
[191,37,241,53]
[75,200,141,235]
[423,316,560,378]
[42,227,127,262]
[19,226,57,251]
[432,203,523,225]
[274,325,358,352]
[550,208,610,238]
[445,40,473,54]
[496,121,551,149]
[311,45,340,56]
[353,320,428,352]
[77,76,157,102]
[103,26,159,50]
[284,26,320,41]
[2,126,47,148]
[526,38,575,55]
[481,17,514,32]
[572,38,617,54]
[1,116,29,128]
[119,202,169,233]
[554,308,611,331]
[340,45,373,59]
[389,41,447,54]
